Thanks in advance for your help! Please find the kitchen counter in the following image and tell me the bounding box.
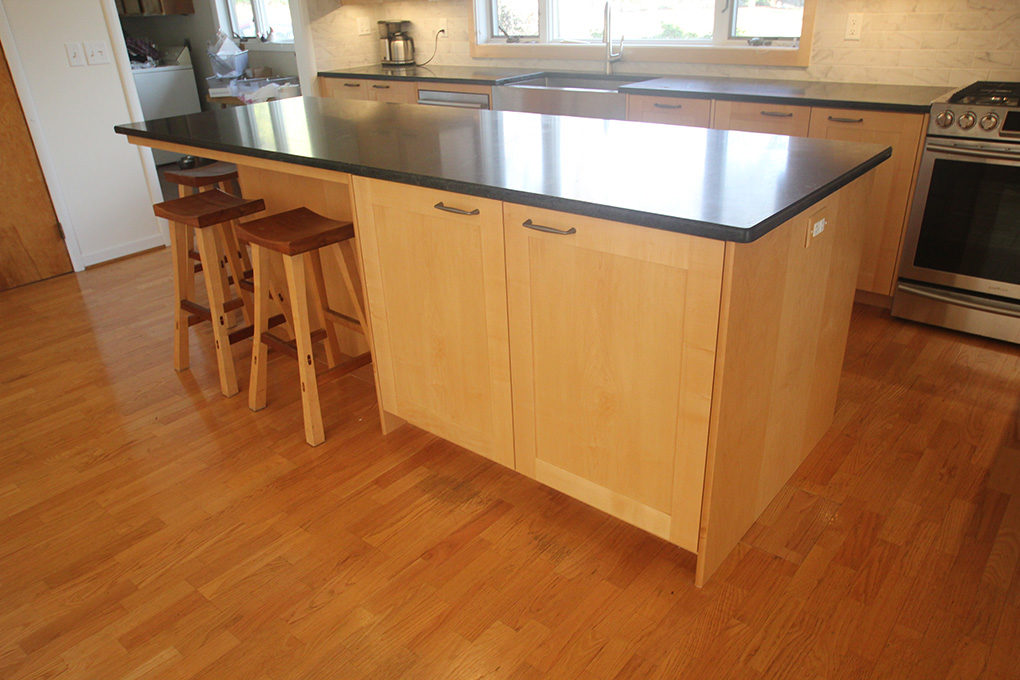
[116,97,883,586]
[114,96,888,243]
[619,76,950,113]
[318,65,543,86]
[319,66,950,113]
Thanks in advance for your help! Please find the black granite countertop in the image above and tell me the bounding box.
[318,65,543,86]
[115,97,890,243]
[619,76,950,113]
[319,66,950,113]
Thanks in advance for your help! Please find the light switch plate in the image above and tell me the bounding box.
[357,17,371,36]
[65,42,85,67]
[84,40,111,65]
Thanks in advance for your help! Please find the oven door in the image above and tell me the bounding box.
[899,138,1020,301]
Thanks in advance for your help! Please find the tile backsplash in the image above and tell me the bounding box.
[308,0,1020,86]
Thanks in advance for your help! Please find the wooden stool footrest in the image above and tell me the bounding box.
[323,308,364,334]
[260,329,327,359]
[321,352,372,378]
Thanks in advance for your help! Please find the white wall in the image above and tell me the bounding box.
[0,0,164,268]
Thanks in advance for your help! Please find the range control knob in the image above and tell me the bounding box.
[958,111,977,130]
[935,109,955,127]
[979,112,999,131]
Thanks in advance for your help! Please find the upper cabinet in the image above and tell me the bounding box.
[117,0,194,15]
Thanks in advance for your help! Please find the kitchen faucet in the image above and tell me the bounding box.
[604,1,623,74]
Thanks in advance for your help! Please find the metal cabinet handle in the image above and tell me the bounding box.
[828,115,864,123]
[434,202,480,216]
[760,110,794,118]
[522,219,576,235]
[343,82,361,88]
[372,84,391,89]
[653,102,683,109]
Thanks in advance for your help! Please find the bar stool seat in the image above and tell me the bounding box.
[237,207,371,446]
[153,190,268,397]
[155,189,264,227]
[163,162,239,189]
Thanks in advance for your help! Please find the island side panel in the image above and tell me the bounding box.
[505,203,725,551]
[695,174,872,586]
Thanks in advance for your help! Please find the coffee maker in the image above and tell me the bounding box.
[378,21,415,66]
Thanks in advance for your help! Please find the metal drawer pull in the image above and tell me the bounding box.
[653,102,683,109]
[372,84,391,89]
[760,110,794,118]
[828,115,864,123]
[342,82,361,87]
[522,219,576,235]
[434,202,480,216]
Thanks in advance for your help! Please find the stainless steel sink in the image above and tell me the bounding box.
[493,73,648,121]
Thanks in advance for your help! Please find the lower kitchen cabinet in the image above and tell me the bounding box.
[808,107,926,296]
[627,95,712,128]
[503,203,724,551]
[712,99,811,137]
[319,78,418,104]
[351,177,514,468]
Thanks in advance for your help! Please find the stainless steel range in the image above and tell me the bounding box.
[892,81,1020,344]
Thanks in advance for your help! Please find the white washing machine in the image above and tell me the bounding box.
[131,62,202,165]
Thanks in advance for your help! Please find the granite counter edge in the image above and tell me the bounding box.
[115,126,891,244]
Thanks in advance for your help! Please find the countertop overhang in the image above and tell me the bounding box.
[115,96,891,243]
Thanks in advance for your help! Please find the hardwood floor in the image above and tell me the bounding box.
[1,248,1017,680]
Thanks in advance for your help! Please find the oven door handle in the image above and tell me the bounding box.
[925,141,1020,162]
[898,282,1020,319]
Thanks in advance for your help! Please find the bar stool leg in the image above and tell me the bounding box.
[282,252,325,446]
[248,244,271,412]
[169,221,192,371]
[195,226,240,397]
[219,220,253,324]
[308,249,342,368]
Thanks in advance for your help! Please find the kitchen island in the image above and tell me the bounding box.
[116,97,889,585]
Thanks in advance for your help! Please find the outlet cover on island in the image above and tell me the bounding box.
[65,42,85,67]
[845,13,862,41]
[84,40,111,65]
[357,17,371,36]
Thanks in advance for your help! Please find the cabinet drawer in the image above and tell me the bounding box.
[321,78,371,100]
[713,100,811,137]
[627,95,712,128]
[366,80,418,104]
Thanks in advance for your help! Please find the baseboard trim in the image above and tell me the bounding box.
[81,233,169,268]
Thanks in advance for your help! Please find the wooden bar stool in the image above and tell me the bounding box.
[236,207,371,446]
[163,163,252,308]
[154,189,266,397]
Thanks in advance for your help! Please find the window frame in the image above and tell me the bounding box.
[472,0,816,67]
[215,0,295,48]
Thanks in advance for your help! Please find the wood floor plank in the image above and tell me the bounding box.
[0,250,1017,679]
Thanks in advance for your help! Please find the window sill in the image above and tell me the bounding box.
[240,40,296,53]
[470,41,811,67]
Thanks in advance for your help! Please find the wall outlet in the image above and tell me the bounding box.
[845,14,863,41]
[806,214,827,247]
[65,42,85,67]
[84,40,111,65]
[438,18,448,33]
[357,17,372,36]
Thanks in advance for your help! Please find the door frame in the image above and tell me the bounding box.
[0,0,168,273]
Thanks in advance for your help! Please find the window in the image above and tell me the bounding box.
[475,0,814,66]
[221,0,294,44]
